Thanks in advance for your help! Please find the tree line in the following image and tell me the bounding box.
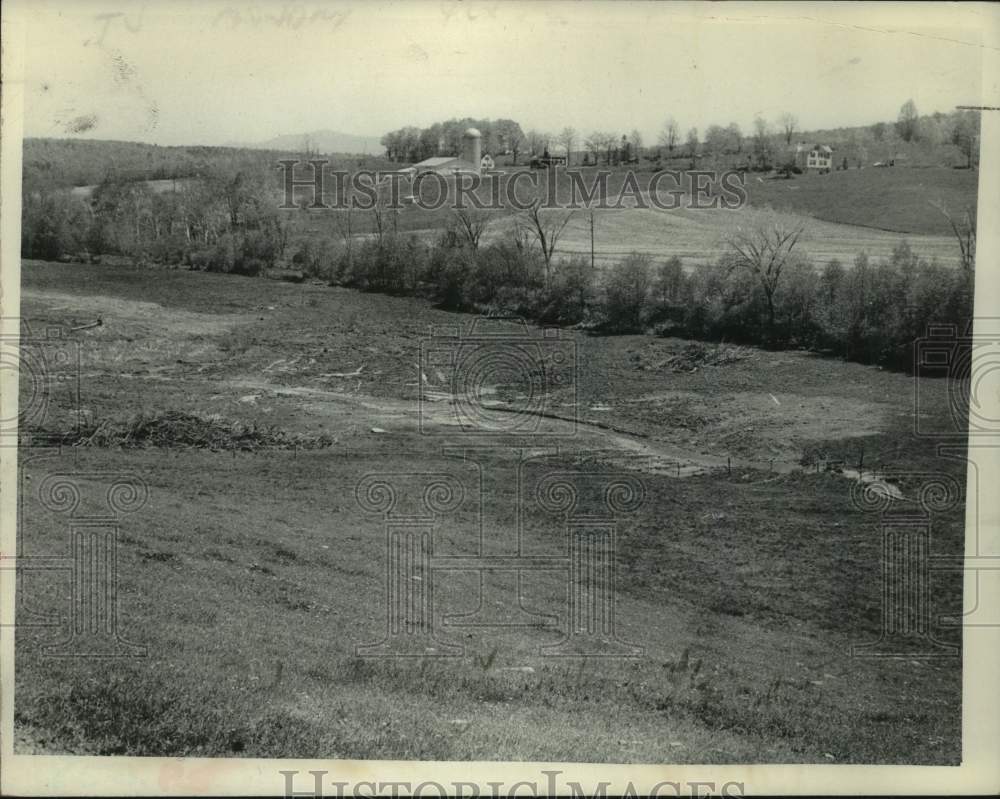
[650,104,979,171]
[294,204,974,374]
[379,103,979,171]
[23,137,390,192]
[21,166,290,275]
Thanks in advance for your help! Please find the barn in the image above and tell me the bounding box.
[409,127,483,177]
[409,156,480,176]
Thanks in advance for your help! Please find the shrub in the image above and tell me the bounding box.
[484,285,547,319]
[424,242,476,310]
[537,257,595,325]
[774,257,821,346]
[602,252,654,332]
[291,238,338,281]
[653,256,686,305]
[206,234,237,273]
[648,256,690,331]
[233,229,282,276]
[466,242,544,307]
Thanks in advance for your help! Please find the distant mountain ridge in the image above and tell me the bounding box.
[226,129,378,155]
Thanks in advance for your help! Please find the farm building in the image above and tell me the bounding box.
[795,143,834,173]
[408,156,480,176]
[409,127,483,176]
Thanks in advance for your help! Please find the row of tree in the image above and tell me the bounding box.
[22,168,290,275]
[380,102,979,171]
[316,206,973,372]
[654,103,980,170]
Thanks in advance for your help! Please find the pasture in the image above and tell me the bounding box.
[743,167,978,236]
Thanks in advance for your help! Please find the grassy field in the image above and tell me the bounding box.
[523,205,960,268]
[282,166,969,268]
[14,260,964,762]
[743,167,978,236]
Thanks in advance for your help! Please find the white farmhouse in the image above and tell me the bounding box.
[795,143,834,173]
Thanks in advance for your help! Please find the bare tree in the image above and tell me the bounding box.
[526,129,546,158]
[371,203,387,245]
[557,126,577,166]
[779,113,798,145]
[932,201,976,277]
[301,134,318,158]
[508,129,524,166]
[658,117,679,155]
[519,200,575,286]
[951,110,980,169]
[724,210,805,336]
[584,132,603,165]
[704,125,728,164]
[752,115,773,170]
[332,206,355,283]
[597,132,618,165]
[726,122,743,154]
[685,127,699,160]
[449,207,493,252]
[629,128,644,161]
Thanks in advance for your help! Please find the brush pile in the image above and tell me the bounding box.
[70,411,334,451]
[657,342,754,373]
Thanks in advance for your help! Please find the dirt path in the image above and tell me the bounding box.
[232,376,804,479]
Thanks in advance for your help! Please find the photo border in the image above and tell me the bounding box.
[1,1,998,795]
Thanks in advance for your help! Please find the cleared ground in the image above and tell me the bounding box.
[14,260,964,763]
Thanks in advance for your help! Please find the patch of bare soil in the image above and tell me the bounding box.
[20,273,904,478]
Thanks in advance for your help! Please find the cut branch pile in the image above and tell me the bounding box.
[658,342,754,373]
[61,411,335,451]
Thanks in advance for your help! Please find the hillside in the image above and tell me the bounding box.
[744,167,977,236]
[228,129,380,155]
[22,137,391,190]
[15,259,964,762]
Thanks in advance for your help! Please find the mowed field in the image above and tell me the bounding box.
[14,260,965,763]
[516,206,960,268]
[289,166,970,268]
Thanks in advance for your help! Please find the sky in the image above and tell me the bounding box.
[12,0,990,148]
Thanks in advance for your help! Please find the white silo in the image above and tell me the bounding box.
[462,127,482,172]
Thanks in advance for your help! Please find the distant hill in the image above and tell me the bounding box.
[23,137,392,189]
[228,129,378,155]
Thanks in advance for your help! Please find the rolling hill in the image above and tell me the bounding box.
[228,129,379,155]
